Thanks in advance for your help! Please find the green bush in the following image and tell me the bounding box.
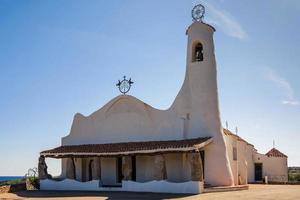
[0,178,24,186]
[27,177,40,189]
[28,177,38,183]
[288,173,300,182]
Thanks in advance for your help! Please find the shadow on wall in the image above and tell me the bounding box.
[13,190,196,200]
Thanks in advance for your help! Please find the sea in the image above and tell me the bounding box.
[0,176,24,182]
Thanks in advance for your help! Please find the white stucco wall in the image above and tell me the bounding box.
[171,22,234,186]
[62,97,184,145]
[40,179,204,194]
[254,153,288,182]
[59,21,235,186]
[224,131,288,184]
[237,140,248,185]
[101,157,117,185]
[224,133,257,185]
[245,145,255,183]
[224,134,238,185]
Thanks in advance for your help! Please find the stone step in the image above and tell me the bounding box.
[204,185,249,193]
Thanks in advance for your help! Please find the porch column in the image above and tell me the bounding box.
[189,152,203,181]
[66,157,76,179]
[92,157,101,180]
[38,155,51,180]
[154,155,167,180]
[122,156,132,180]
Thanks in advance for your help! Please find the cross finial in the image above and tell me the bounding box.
[192,4,205,22]
[116,76,134,95]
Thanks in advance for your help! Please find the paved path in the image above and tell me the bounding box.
[0,184,299,200]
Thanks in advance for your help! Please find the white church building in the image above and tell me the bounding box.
[39,4,288,194]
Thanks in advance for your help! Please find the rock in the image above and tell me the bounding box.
[26,178,39,190]
[92,157,101,180]
[189,152,203,181]
[66,157,76,179]
[154,155,167,180]
[38,156,51,180]
[122,156,132,180]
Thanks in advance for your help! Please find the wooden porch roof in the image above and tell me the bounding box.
[40,137,212,158]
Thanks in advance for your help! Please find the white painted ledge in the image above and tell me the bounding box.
[122,180,203,194]
[40,179,203,194]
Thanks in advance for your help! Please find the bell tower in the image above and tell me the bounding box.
[171,4,234,186]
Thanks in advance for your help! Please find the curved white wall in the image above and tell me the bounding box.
[171,22,234,186]
[62,96,184,145]
[61,22,234,186]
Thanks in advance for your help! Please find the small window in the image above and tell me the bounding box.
[192,42,203,62]
[233,147,237,161]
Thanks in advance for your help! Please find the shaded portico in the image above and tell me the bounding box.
[39,137,212,193]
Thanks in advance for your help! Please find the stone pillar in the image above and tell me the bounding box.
[66,157,76,179]
[26,178,38,190]
[154,155,167,180]
[38,156,51,180]
[189,152,203,181]
[92,157,101,180]
[122,156,132,180]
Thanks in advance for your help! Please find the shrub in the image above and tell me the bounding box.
[0,178,25,187]
[288,173,300,182]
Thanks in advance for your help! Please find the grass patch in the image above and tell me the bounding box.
[288,167,300,182]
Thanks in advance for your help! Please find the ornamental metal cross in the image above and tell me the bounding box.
[116,76,134,95]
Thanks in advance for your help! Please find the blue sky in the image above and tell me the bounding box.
[0,0,299,176]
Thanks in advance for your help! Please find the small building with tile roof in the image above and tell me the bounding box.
[266,148,288,158]
[224,128,288,184]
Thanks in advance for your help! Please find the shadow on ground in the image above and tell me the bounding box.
[14,190,195,200]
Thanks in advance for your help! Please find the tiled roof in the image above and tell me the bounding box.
[223,128,237,136]
[266,148,287,158]
[41,137,212,158]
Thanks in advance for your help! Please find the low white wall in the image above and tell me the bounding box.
[40,179,101,191]
[122,180,203,194]
[40,179,203,194]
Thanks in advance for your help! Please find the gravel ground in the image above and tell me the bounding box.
[0,184,299,200]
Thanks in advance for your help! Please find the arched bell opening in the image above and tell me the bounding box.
[192,42,204,62]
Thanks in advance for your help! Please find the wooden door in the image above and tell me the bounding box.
[255,163,263,181]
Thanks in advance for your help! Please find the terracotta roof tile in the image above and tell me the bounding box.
[41,137,212,158]
[266,148,287,158]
